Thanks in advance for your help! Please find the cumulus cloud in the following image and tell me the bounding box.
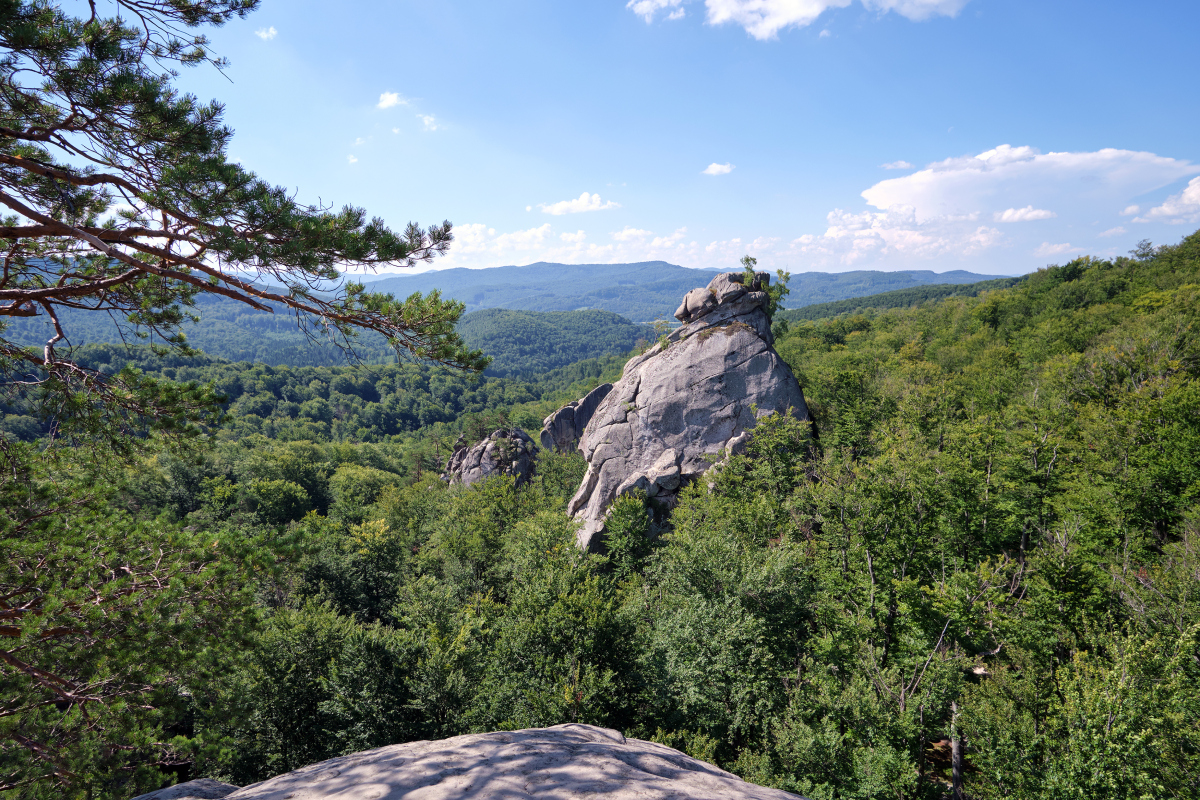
[612,226,653,242]
[819,28,831,37]
[862,145,1199,223]
[1098,226,1127,238]
[1035,242,1077,258]
[862,0,969,21]
[377,92,407,109]
[995,206,1056,222]
[347,155,357,165]
[1121,205,1140,216]
[668,8,687,18]
[703,162,734,175]
[631,0,968,39]
[1139,176,1200,224]
[539,192,621,215]
[560,230,587,244]
[881,160,914,170]
[627,0,684,23]
[418,114,438,131]
[255,26,277,40]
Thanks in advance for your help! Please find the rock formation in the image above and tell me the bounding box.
[172,724,806,800]
[442,428,538,488]
[567,270,811,549]
[540,382,613,452]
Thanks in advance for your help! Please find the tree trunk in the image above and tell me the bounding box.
[951,700,966,800]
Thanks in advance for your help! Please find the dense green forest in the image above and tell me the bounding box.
[4,233,1200,799]
[777,275,1027,323]
[2,296,652,375]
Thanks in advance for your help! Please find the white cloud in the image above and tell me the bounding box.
[418,114,438,131]
[627,0,684,23]
[560,230,587,244]
[612,226,653,242]
[705,0,851,39]
[668,8,687,19]
[1098,226,1127,238]
[1035,242,1077,258]
[377,92,406,109]
[819,28,831,37]
[539,192,621,215]
[353,137,367,146]
[1121,205,1140,216]
[652,227,689,248]
[347,155,357,164]
[862,145,1199,223]
[392,127,401,134]
[862,0,969,21]
[881,160,914,170]
[254,26,277,40]
[703,162,734,175]
[1139,176,1200,224]
[630,0,969,40]
[995,206,1056,222]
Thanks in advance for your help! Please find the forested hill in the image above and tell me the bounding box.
[3,263,1006,369]
[457,308,652,378]
[364,261,1006,321]
[2,298,651,376]
[777,274,1027,322]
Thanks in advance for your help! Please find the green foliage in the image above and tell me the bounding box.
[777,275,1027,323]
[9,229,1200,799]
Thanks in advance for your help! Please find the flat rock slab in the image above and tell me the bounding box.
[222,724,805,800]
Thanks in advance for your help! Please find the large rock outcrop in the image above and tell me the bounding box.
[443,428,538,488]
[567,270,810,549]
[186,724,805,800]
[540,382,613,452]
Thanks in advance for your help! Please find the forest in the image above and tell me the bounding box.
[5,233,1199,799]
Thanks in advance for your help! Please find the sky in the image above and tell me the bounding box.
[175,0,1200,276]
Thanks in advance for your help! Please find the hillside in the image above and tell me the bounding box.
[457,308,652,378]
[777,274,1027,322]
[2,298,651,376]
[363,261,1007,321]
[3,263,1006,370]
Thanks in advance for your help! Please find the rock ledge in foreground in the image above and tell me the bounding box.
[210,724,807,800]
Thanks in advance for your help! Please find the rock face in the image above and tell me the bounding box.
[540,382,613,452]
[443,428,538,488]
[209,724,806,800]
[130,779,239,800]
[567,270,810,549]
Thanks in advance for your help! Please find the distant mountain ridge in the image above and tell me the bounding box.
[364,261,1009,322]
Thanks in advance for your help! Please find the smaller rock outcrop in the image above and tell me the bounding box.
[442,428,537,488]
[540,382,613,452]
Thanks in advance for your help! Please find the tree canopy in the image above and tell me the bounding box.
[0,0,485,438]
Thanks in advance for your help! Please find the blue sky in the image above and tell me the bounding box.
[177,0,1200,276]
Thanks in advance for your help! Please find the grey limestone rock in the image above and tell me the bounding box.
[129,778,240,800]
[443,428,538,488]
[215,724,806,800]
[539,382,613,452]
[569,270,810,549]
